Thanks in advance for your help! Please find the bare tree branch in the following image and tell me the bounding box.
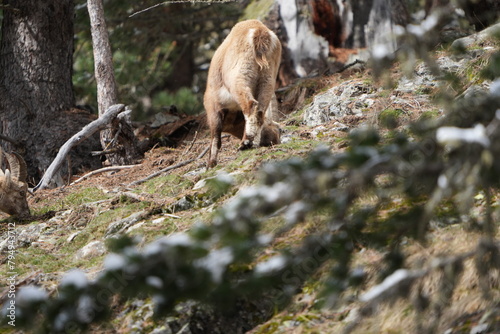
[70,165,138,186]
[128,146,209,187]
[35,104,127,191]
[0,133,21,147]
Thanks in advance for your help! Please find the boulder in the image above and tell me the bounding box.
[303,80,374,126]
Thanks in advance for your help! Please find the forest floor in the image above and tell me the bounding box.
[2,35,500,333]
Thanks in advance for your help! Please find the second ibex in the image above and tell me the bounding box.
[0,149,30,216]
[204,20,282,168]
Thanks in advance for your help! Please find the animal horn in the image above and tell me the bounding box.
[13,152,27,183]
[5,152,26,182]
[4,168,12,188]
[0,147,5,178]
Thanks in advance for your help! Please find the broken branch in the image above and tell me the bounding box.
[35,104,127,190]
[128,146,209,187]
[70,165,138,186]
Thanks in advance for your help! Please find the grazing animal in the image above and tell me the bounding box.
[0,149,30,216]
[204,19,282,168]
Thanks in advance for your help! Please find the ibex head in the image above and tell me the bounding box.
[0,149,30,216]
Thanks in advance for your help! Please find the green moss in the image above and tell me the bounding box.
[140,174,194,197]
[1,248,61,277]
[65,187,110,206]
[419,109,441,121]
[379,109,404,129]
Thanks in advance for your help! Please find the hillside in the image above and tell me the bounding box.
[2,24,500,334]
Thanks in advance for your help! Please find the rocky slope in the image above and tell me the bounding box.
[1,24,500,333]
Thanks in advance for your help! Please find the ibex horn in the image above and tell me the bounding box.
[0,147,5,178]
[5,152,27,183]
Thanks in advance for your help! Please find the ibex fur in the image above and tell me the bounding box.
[204,20,282,168]
[0,149,30,216]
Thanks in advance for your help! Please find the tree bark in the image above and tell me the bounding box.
[0,0,101,183]
[87,0,141,166]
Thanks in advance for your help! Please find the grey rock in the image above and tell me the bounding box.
[171,196,195,212]
[74,240,106,260]
[17,223,51,248]
[451,23,500,50]
[105,210,149,237]
[303,80,374,126]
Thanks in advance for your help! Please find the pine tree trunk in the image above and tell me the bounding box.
[0,0,100,184]
[87,0,141,166]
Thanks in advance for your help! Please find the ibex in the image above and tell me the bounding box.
[204,19,282,168]
[0,149,30,216]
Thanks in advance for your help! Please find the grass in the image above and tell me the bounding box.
[378,108,405,129]
[30,186,110,215]
[64,187,110,206]
[139,174,195,197]
[2,247,61,277]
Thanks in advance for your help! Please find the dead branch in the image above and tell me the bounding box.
[35,104,127,191]
[128,1,235,18]
[128,146,209,187]
[0,133,21,147]
[90,148,122,156]
[182,130,199,156]
[70,165,137,186]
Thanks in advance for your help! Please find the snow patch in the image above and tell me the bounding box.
[438,174,448,189]
[54,311,71,332]
[76,295,95,323]
[257,233,273,246]
[436,124,490,148]
[263,182,290,204]
[215,172,234,185]
[195,247,233,283]
[146,276,164,289]
[408,13,438,37]
[17,286,48,306]
[144,233,194,256]
[360,269,421,302]
[490,78,500,98]
[255,255,287,275]
[104,253,127,271]
[372,44,392,60]
[285,201,307,225]
[61,269,88,289]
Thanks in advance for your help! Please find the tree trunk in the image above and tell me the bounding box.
[87,0,141,166]
[0,0,101,184]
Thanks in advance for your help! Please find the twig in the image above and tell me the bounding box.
[0,4,20,12]
[70,165,138,186]
[182,134,230,145]
[35,104,127,191]
[336,59,366,74]
[128,146,209,187]
[91,148,122,156]
[182,130,199,156]
[129,1,235,18]
[0,133,21,147]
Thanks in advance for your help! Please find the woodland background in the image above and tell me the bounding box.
[1,0,500,333]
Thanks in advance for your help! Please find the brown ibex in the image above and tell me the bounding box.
[0,149,30,216]
[204,19,282,168]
